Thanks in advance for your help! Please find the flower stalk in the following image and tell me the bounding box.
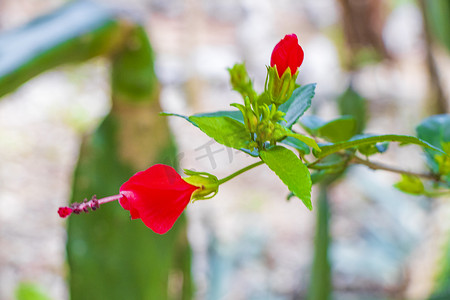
[218,161,264,185]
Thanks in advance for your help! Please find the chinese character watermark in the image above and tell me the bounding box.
[194,139,234,169]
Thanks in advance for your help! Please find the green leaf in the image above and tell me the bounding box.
[416,114,450,148]
[260,146,312,210]
[358,142,389,156]
[394,174,425,195]
[315,117,356,142]
[416,114,450,173]
[239,148,259,157]
[435,151,450,176]
[278,83,316,128]
[162,110,244,127]
[280,136,310,154]
[160,112,192,123]
[189,115,251,150]
[300,115,324,134]
[193,110,245,123]
[338,86,367,134]
[311,170,328,184]
[310,153,348,170]
[300,115,357,142]
[288,170,328,200]
[315,134,446,158]
[164,110,259,156]
[286,132,321,152]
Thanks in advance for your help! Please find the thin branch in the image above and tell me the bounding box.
[350,156,441,181]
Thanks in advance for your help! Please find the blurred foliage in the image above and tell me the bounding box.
[338,86,367,135]
[0,1,192,299]
[336,0,388,69]
[301,115,357,143]
[428,238,450,300]
[15,282,52,300]
[425,0,450,52]
[68,112,192,300]
[0,1,126,97]
[111,26,159,102]
[394,174,425,195]
[305,85,368,300]
[419,115,450,300]
[416,115,450,164]
[1,1,449,299]
[307,185,332,300]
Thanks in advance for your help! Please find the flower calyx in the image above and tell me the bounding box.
[231,96,259,134]
[265,65,298,106]
[254,104,287,146]
[183,169,219,201]
[228,63,257,103]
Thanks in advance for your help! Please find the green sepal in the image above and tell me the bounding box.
[265,65,298,106]
[230,96,258,133]
[183,169,219,202]
[256,91,272,107]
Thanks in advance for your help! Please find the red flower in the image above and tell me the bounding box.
[119,164,199,234]
[58,164,218,234]
[270,34,304,76]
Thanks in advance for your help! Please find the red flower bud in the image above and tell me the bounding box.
[119,164,199,234]
[270,34,304,76]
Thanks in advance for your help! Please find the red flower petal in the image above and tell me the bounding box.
[270,34,304,76]
[119,164,199,234]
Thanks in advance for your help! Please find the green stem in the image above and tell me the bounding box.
[307,183,331,300]
[424,190,450,197]
[218,160,264,185]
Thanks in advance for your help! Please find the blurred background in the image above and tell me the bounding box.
[0,0,449,299]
